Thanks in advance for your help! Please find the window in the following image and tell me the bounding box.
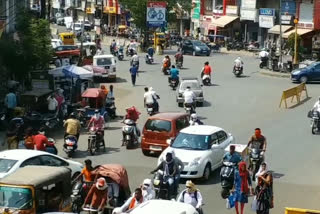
[39,155,68,167]
[0,158,18,173]
[20,157,42,167]
[172,133,210,150]
[96,58,112,66]
[56,47,63,51]
[145,119,172,132]
[181,81,201,90]
[211,133,218,145]
[176,117,189,131]
[205,0,213,11]
[314,64,320,71]
[217,131,227,144]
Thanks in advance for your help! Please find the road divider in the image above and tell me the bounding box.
[285,207,320,214]
[279,83,308,108]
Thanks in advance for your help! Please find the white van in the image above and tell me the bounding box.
[93,54,117,81]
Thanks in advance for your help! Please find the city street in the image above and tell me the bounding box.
[52,48,320,213]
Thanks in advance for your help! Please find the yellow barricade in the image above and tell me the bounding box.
[279,83,308,108]
[285,207,320,214]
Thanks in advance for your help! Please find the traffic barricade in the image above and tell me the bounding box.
[279,83,308,108]
[285,207,320,214]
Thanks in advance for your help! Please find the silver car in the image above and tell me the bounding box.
[176,77,204,107]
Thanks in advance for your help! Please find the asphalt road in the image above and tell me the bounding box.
[51,44,320,213]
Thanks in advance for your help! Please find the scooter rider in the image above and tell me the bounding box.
[223,145,242,165]
[247,128,267,167]
[178,180,203,213]
[259,48,269,61]
[144,87,158,113]
[162,55,171,72]
[169,65,180,85]
[131,52,139,69]
[87,109,105,147]
[122,107,141,146]
[175,48,184,67]
[63,112,81,140]
[183,86,196,111]
[189,113,203,126]
[149,87,160,112]
[234,57,244,73]
[147,46,154,58]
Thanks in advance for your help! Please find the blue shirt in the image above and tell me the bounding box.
[170,68,179,79]
[5,92,17,109]
[130,66,138,76]
[147,48,154,57]
[223,152,242,165]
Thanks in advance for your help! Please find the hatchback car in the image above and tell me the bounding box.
[176,77,204,107]
[93,54,117,81]
[158,125,234,180]
[291,62,320,83]
[0,149,83,179]
[141,112,189,156]
[182,40,211,56]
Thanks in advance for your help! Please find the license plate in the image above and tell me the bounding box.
[67,146,73,149]
[126,135,131,140]
[105,66,110,69]
[150,145,162,151]
[148,108,153,111]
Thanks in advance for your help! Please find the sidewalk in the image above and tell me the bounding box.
[259,69,291,78]
[220,47,260,58]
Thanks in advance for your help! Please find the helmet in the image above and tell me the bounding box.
[95,109,100,114]
[69,112,76,118]
[190,113,197,121]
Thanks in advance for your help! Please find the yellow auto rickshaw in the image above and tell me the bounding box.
[118,25,127,37]
[0,166,72,214]
[59,32,75,45]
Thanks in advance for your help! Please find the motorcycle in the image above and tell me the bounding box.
[122,119,139,149]
[71,181,93,213]
[152,170,175,200]
[233,66,243,77]
[105,97,116,119]
[227,41,243,51]
[202,74,211,85]
[63,135,78,158]
[249,148,263,181]
[170,78,178,90]
[259,57,268,69]
[126,48,136,57]
[311,110,320,134]
[220,161,236,199]
[184,103,195,115]
[118,47,124,61]
[145,54,154,64]
[146,103,156,116]
[42,113,60,130]
[88,127,105,155]
[46,138,58,155]
[162,66,170,75]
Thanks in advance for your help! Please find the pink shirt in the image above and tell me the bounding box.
[89,116,104,130]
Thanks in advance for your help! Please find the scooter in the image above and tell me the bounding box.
[259,57,268,69]
[105,97,116,119]
[162,66,170,75]
[249,148,263,181]
[311,110,320,134]
[233,66,243,77]
[118,47,124,61]
[122,119,139,149]
[220,161,236,199]
[184,103,195,115]
[146,103,156,116]
[170,78,178,90]
[202,74,211,85]
[145,54,154,64]
[63,135,78,158]
[152,170,175,200]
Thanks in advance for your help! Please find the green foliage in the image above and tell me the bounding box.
[287,32,301,52]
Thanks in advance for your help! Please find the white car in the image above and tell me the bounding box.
[93,54,117,81]
[0,149,83,180]
[158,125,234,180]
[129,200,198,214]
[51,39,63,49]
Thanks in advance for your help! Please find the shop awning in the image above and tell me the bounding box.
[268,25,293,34]
[211,16,239,28]
[282,28,313,38]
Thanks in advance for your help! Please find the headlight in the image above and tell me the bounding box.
[45,121,50,126]
[189,157,201,167]
[195,46,201,51]
[166,139,172,144]
[72,189,79,195]
[154,180,160,186]
[292,70,301,75]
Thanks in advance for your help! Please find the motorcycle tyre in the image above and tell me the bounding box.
[89,139,97,156]
[221,188,230,199]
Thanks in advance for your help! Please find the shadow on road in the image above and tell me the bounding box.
[112,77,127,83]
[238,75,250,78]
[270,171,285,179]
[182,167,221,186]
[288,96,312,109]
[68,147,121,159]
[106,126,122,131]
[201,100,212,107]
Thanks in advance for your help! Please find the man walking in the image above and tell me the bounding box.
[130,65,138,86]
[5,88,17,120]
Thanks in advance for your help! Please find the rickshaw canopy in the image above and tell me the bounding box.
[81,88,105,99]
[118,25,127,29]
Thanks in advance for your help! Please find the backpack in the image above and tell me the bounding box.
[182,189,198,202]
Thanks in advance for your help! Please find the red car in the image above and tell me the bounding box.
[55,45,80,58]
[141,112,190,156]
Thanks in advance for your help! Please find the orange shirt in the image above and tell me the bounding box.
[81,167,93,182]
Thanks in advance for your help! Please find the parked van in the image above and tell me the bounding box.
[93,54,117,81]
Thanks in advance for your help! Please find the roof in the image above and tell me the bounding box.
[211,15,239,28]
[130,200,196,214]
[282,28,313,38]
[81,88,105,98]
[0,166,71,187]
[0,149,54,160]
[181,77,198,81]
[268,25,293,34]
[93,54,114,59]
[180,125,223,135]
[149,112,188,120]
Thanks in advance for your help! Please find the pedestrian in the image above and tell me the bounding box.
[5,88,17,120]
[232,161,253,214]
[6,120,18,150]
[254,163,273,214]
[129,65,138,86]
[255,162,268,183]
[24,127,35,150]
[47,94,58,114]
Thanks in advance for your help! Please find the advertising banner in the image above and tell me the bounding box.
[281,0,296,15]
[191,0,200,22]
[241,0,256,9]
[259,16,274,28]
[147,1,167,27]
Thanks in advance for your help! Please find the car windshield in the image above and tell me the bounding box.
[181,81,201,90]
[171,133,210,150]
[193,41,206,46]
[75,24,81,28]
[145,119,171,132]
[0,186,33,209]
[96,58,112,65]
[0,158,17,173]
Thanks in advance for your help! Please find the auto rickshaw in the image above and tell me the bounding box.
[59,32,75,45]
[0,166,72,214]
[118,25,127,37]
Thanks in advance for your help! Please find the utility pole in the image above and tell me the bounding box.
[79,0,88,65]
[279,0,283,65]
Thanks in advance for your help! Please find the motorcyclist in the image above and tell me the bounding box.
[87,109,105,147]
[162,55,171,73]
[122,106,141,146]
[147,46,154,58]
[175,48,184,67]
[312,96,320,113]
[259,48,269,62]
[189,113,203,126]
[169,65,179,86]
[63,112,81,140]
[128,40,137,55]
[149,87,160,112]
[223,144,242,165]
[165,148,184,195]
[247,128,267,153]
[201,61,212,83]
[83,177,108,213]
[177,180,203,213]
[183,86,196,112]
[150,152,178,199]
[234,57,244,73]
[140,179,155,201]
[110,39,117,55]
[144,87,158,113]
[112,188,144,214]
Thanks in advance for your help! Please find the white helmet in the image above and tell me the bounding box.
[237,57,241,60]
[191,113,197,121]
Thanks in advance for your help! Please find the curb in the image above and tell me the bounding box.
[259,69,290,78]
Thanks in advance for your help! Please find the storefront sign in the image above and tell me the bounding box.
[147,1,167,27]
[201,16,211,28]
[281,0,296,15]
[241,0,256,9]
[281,15,293,25]
[259,15,274,28]
[226,5,238,16]
[241,9,258,22]
[191,0,201,21]
[109,7,116,14]
[259,8,275,16]
[299,2,313,29]
[298,22,314,30]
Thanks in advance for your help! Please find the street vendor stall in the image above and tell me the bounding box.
[20,89,53,112]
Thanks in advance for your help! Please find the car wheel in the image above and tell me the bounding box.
[299,76,308,83]
[193,51,196,56]
[198,102,204,107]
[178,102,183,107]
[142,149,151,156]
[71,172,80,181]
[203,163,211,181]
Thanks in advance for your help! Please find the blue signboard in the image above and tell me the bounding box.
[259,8,275,16]
[281,0,296,15]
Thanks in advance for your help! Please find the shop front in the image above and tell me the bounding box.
[258,8,275,46]
[240,0,258,42]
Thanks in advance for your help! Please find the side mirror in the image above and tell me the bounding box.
[166,138,174,145]
[211,144,219,149]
